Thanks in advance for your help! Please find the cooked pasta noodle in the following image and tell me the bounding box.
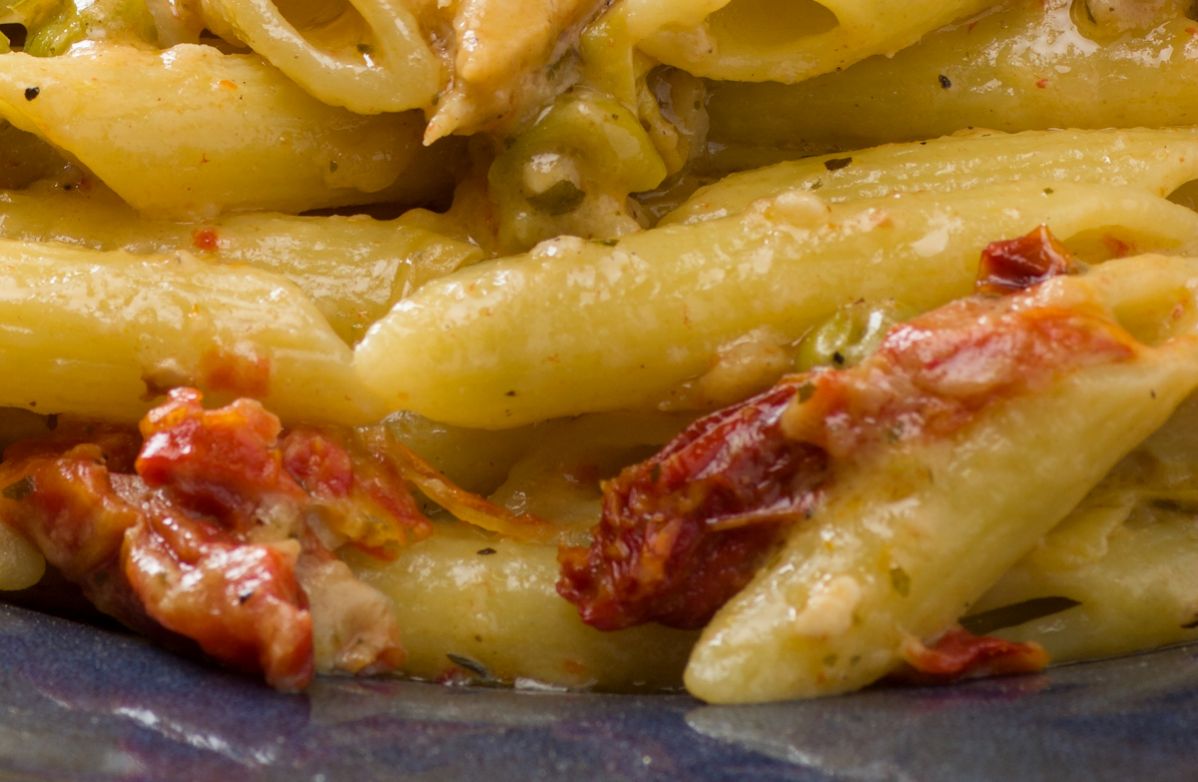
[1,0,1198,703]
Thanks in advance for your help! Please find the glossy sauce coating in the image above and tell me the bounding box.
[560,231,1134,637]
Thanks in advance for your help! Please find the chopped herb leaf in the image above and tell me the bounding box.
[447,653,493,680]
[823,157,853,172]
[2,476,33,501]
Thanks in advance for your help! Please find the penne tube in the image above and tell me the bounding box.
[356,182,1198,428]
[685,255,1198,702]
[0,238,383,425]
[346,523,696,689]
[0,188,484,344]
[969,499,1198,664]
[964,394,1198,661]
[662,128,1198,226]
[707,0,1198,152]
[0,43,437,218]
[622,0,994,83]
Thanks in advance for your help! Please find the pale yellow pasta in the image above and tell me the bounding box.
[4,0,1198,703]
[0,523,45,591]
[706,0,1198,152]
[966,394,1198,661]
[970,499,1198,663]
[346,523,696,689]
[356,182,1198,428]
[0,187,483,343]
[0,43,435,218]
[663,128,1198,226]
[198,0,442,114]
[486,411,693,532]
[622,0,994,83]
[0,238,383,424]
[686,255,1198,702]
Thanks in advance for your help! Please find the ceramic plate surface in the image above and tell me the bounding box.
[2,601,1198,781]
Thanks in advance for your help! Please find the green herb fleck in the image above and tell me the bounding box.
[447,653,493,681]
[2,476,33,501]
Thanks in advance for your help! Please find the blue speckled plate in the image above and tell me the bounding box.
[3,601,1198,781]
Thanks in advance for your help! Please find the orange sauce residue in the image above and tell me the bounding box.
[200,347,271,398]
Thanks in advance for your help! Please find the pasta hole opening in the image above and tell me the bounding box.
[1061,226,1198,344]
[1061,227,1178,265]
[1070,0,1196,41]
[1108,281,1198,347]
[0,24,26,50]
[706,0,838,52]
[270,0,376,66]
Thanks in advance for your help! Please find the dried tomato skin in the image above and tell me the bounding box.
[0,388,423,690]
[558,379,828,631]
[894,626,1049,685]
[136,388,300,525]
[281,427,431,555]
[976,224,1077,296]
[122,505,315,691]
[282,429,354,498]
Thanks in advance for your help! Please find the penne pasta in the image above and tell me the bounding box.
[0,238,383,425]
[357,182,1198,427]
[686,255,1198,701]
[0,187,484,344]
[662,128,1198,226]
[347,523,696,689]
[0,43,439,218]
[707,0,1198,152]
[623,0,994,83]
[5,0,1198,708]
[965,394,1198,661]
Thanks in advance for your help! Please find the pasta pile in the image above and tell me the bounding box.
[2,0,1198,702]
